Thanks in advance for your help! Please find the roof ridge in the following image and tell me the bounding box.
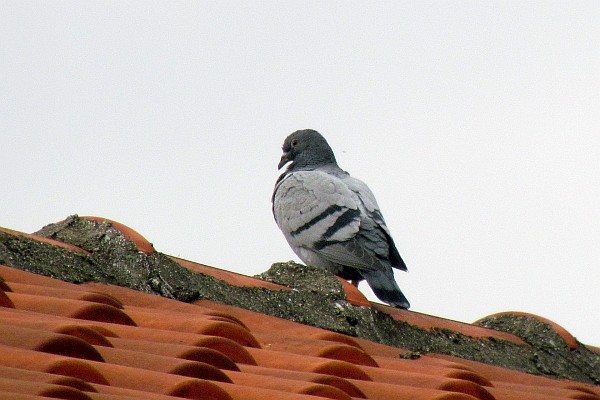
[0,215,598,387]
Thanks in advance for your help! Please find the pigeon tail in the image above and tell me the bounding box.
[362,270,410,309]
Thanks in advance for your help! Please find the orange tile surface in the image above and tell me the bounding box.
[0,222,598,400]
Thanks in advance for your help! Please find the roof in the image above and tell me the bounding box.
[0,215,598,400]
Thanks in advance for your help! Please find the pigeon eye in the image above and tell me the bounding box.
[291,139,299,147]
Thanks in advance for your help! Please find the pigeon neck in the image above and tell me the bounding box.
[289,159,338,172]
[292,147,338,170]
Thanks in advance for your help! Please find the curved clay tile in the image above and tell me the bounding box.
[371,303,528,346]
[438,379,496,400]
[124,303,250,333]
[107,337,240,371]
[46,360,109,386]
[373,356,485,381]
[54,325,113,347]
[85,381,204,400]
[0,264,77,288]
[177,348,240,372]
[6,282,124,309]
[317,344,379,367]
[237,364,366,399]
[437,361,478,372]
[360,364,494,391]
[167,379,234,400]
[189,320,261,348]
[196,300,342,338]
[0,346,109,385]
[253,332,374,365]
[0,227,90,256]
[226,370,354,400]
[122,307,260,347]
[296,384,354,400]
[310,374,367,399]
[197,380,345,400]
[84,282,261,331]
[83,322,258,365]
[0,308,113,348]
[335,276,371,307]
[0,393,41,400]
[245,347,372,381]
[491,387,574,400]
[0,365,96,393]
[433,353,586,389]
[477,311,579,350]
[309,331,364,350]
[171,256,289,290]
[91,362,330,400]
[81,216,156,254]
[122,305,250,328]
[5,292,135,326]
[201,311,251,330]
[560,383,600,398]
[388,355,478,372]
[445,369,494,387]
[251,331,379,368]
[0,276,11,292]
[301,360,372,381]
[346,378,483,400]
[83,359,229,397]
[0,378,92,400]
[490,382,599,400]
[0,289,15,308]
[0,324,104,362]
[92,345,232,383]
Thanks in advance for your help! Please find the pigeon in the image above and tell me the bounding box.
[272,129,410,309]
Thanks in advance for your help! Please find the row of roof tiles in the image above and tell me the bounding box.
[0,218,598,400]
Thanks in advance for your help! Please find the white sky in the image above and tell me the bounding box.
[2,1,598,346]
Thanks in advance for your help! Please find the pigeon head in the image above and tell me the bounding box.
[278,129,337,170]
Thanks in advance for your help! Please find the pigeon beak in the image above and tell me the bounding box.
[278,152,290,169]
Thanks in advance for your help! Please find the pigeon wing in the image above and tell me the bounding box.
[344,176,408,272]
[273,170,380,272]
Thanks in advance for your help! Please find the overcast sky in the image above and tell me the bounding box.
[2,1,598,345]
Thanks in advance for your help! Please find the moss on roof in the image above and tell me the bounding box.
[0,215,598,385]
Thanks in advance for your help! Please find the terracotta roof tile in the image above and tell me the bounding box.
[0,263,80,288]
[476,311,578,350]
[0,227,90,256]
[80,216,156,254]
[224,370,354,400]
[0,344,109,384]
[0,219,598,400]
[105,337,240,370]
[236,365,367,398]
[170,256,288,290]
[0,287,14,308]
[347,378,490,400]
[5,291,136,325]
[120,306,260,347]
[248,332,378,366]
[0,365,97,392]
[370,303,528,345]
[334,276,371,307]
[7,281,124,308]
[0,323,105,361]
[0,377,94,400]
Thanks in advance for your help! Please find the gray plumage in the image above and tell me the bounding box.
[272,129,410,309]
